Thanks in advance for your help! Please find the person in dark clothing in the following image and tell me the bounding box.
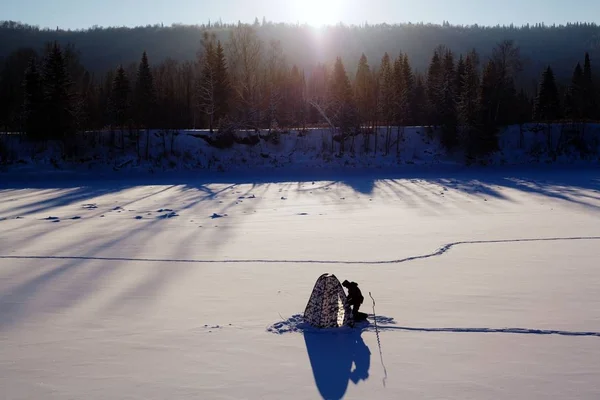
[342,280,364,320]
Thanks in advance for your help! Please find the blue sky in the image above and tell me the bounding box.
[2,0,599,30]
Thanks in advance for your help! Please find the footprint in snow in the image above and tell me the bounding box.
[158,212,179,219]
[211,213,227,219]
[297,213,309,216]
[82,204,98,210]
[135,216,143,220]
[44,216,60,221]
[157,209,173,213]
[71,216,81,220]
[113,206,123,211]
[248,194,256,199]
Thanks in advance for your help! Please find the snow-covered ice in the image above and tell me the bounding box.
[1,166,600,399]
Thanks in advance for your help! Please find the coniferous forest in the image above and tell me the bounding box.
[1,20,600,161]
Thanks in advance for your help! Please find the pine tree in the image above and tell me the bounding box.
[377,53,395,153]
[197,33,217,131]
[458,52,480,153]
[354,54,374,128]
[412,74,427,126]
[401,54,415,125]
[134,51,155,158]
[392,54,406,155]
[534,66,561,122]
[565,62,584,120]
[22,57,44,140]
[328,57,356,153]
[582,53,596,119]
[426,49,444,126]
[440,50,458,149]
[455,55,466,101]
[475,61,501,157]
[198,34,230,132]
[42,41,76,142]
[391,53,414,155]
[214,41,230,126]
[490,40,522,125]
[110,65,130,128]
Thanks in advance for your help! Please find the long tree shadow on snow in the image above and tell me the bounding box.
[2,165,600,214]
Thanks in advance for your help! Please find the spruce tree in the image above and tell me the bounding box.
[328,57,356,152]
[214,41,230,126]
[134,51,155,126]
[22,57,44,140]
[490,40,522,125]
[412,74,427,126]
[427,49,444,126]
[458,52,480,153]
[392,53,410,154]
[198,36,230,132]
[110,65,130,128]
[455,55,466,101]
[197,33,218,132]
[42,41,76,142]
[134,51,155,158]
[582,53,596,119]
[476,61,501,157]
[378,53,395,153]
[534,66,561,122]
[440,50,458,149]
[401,54,415,125]
[566,62,584,120]
[354,54,374,128]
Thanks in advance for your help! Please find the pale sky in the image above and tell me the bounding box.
[2,0,599,30]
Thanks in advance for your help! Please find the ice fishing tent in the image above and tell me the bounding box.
[304,274,353,328]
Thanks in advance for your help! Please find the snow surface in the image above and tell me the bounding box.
[2,123,600,174]
[1,167,600,399]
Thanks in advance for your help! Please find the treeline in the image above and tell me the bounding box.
[2,20,600,80]
[1,24,598,159]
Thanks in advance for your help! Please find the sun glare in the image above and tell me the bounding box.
[290,0,344,27]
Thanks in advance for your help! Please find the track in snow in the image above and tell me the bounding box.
[267,315,600,338]
[1,236,599,265]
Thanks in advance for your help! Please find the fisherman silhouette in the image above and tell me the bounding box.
[342,280,366,321]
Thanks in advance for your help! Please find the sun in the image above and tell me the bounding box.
[289,0,344,27]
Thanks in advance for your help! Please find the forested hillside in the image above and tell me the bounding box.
[1,20,599,164]
[2,20,600,79]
